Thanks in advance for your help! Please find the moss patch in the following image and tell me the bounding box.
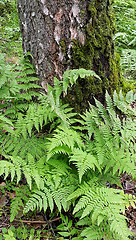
[64,0,124,112]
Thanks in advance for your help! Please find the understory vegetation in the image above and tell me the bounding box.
[114,0,136,83]
[0,55,136,239]
[0,0,136,239]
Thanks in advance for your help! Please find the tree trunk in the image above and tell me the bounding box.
[17,0,120,111]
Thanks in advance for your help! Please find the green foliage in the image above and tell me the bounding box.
[114,0,136,49]
[0,154,44,189]
[57,214,80,239]
[82,90,136,178]
[0,0,22,56]
[10,185,30,222]
[113,0,136,82]
[1,1,135,238]
[24,164,78,214]
[68,181,135,239]
[0,58,136,239]
[1,226,42,240]
[0,53,41,119]
[62,69,101,94]
[120,49,136,82]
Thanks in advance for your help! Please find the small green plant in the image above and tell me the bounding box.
[1,226,41,240]
[0,56,136,239]
[57,214,80,239]
[10,185,31,222]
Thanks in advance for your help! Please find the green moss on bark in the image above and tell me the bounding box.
[64,0,123,112]
[59,40,66,54]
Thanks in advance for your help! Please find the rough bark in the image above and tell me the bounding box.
[17,0,121,111]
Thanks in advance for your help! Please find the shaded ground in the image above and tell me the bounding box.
[0,174,136,239]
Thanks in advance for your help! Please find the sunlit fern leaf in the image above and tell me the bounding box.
[47,126,84,160]
[0,54,42,121]
[0,115,14,134]
[47,158,71,174]
[105,90,116,118]
[81,225,107,240]
[69,148,100,183]
[53,77,63,105]
[80,221,127,240]
[68,182,135,239]
[125,90,136,103]
[24,169,78,214]
[26,154,42,189]
[83,90,136,176]
[94,98,111,126]
[47,145,72,161]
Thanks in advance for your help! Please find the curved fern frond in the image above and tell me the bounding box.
[0,54,42,119]
[63,68,101,94]
[69,148,100,183]
[47,126,84,160]
[0,133,46,159]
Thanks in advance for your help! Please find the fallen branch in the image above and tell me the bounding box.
[14,217,61,224]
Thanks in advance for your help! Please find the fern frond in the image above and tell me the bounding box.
[69,148,100,183]
[47,126,84,160]
[40,91,76,127]
[0,132,46,159]
[0,54,42,120]
[80,223,112,240]
[80,220,131,240]
[0,154,43,189]
[0,115,14,134]
[10,186,30,222]
[113,90,135,114]
[83,90,136,176]
[68,182,135,239]
[63,69,101,94]
[24,171,77,214]
[125,90,136,104]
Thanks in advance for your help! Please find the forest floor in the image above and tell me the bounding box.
[0,173,136,239]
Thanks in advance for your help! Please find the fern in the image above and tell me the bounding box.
[46,90,136,180]
[1,59,136,239]
[0,132,46,159]
[82,90,136,177]
[0,114,14,134]
[10,185,30,222]
[44,89,136,239]
[0,53,41,120]
[113,0,136,81]
[0,154,44,189]
[78,218,119,240]
[24,167,78,214]
[62,68,101,94]
[69,148,100,183]
[47,126,84,161]
[68,181,135,239]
